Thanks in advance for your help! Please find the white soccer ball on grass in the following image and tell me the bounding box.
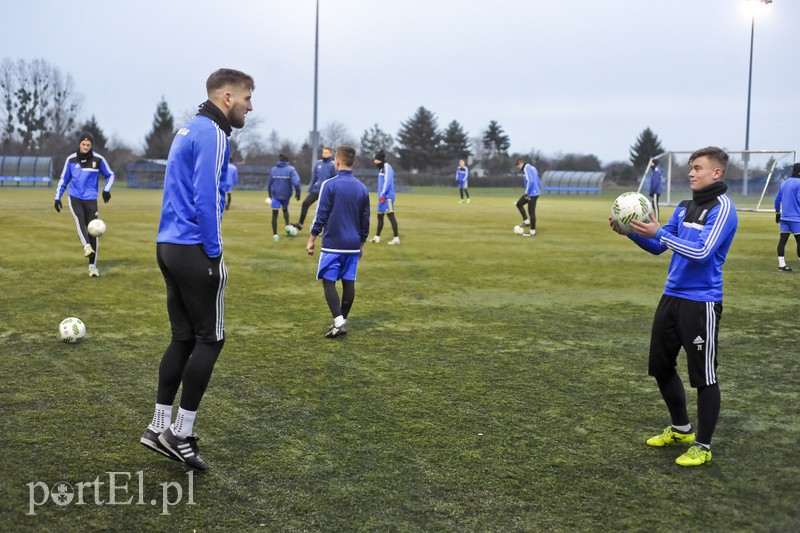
[610,192,653,235]
[513,224,525,235]
[59,317,86,343]
[87,219,106,237]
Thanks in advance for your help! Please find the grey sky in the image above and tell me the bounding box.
[2,0,797,164]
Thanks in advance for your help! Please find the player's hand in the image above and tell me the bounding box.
[306,236,315,256]
[523,195,530,201]
[54,199,62,213]
[379,197,386,203]
[102,191,111,203]
[608,216,626,235]
[295,193,301,201]
[776,212,781,224]
[629,212,661,239]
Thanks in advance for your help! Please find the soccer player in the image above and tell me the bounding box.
[649,159,663,221]
[368,150,399,245]
[306,145,370,338]
[222,157,238,210]
[610,146,738,467]
[140,68,254,471]
[53,132,115,277]
[266,154,301,242]
[293,146,336,232]
[514,158,540,237]
[456,159,470,204]
[774,162,800,271]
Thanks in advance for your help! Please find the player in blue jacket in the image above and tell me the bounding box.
[54,131,115,277]
[368,150,399,245]
[293,146,336,231]
[649,159,663,221]
[222,158,238,210]
[514,158,540,237]
[456,159,470,204]
[306,145,370,338]
[267,154,301,241]
[140,68,254,471]
[611,146,738,467]
[774,162,800,271]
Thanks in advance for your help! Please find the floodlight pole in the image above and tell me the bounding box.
[310,0,320,173]
[743,0,773,196]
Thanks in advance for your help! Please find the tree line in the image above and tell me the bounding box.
[1,58,665,184]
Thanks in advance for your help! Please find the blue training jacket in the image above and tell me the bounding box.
[55,152,115,201]
[221,162,238,193]
[156,115,229,258]
[377,162,395,199]
[310,169,370,254]
[522,163,540,197]
[629,188,738,302]
[649,164,663,195]
[774,177,800,222]
[267,161,301,200]
[308,157,336,194]
[456,165,469,186]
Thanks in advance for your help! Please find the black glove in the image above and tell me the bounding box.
[54,199,62,213]
[102,191,111,203]
[775,213,781,224]
[295,193,301,201]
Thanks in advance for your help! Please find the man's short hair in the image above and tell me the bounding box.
[336,145,356,167]
[322,146,333,152]
[515,159,526,166]
[689,146,729,175]
[206,68,255,94]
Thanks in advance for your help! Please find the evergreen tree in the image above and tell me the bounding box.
[441,120,472,164]
[144,98,175,159]
[629,127,665,171]
[396,106,441,171]
[78,115,108,153]
[482,120,510,158]
[360,123,394,159]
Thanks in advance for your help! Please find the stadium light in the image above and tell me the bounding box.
[743,0,773,196]
[310,0,320,174]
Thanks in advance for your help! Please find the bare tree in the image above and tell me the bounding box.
[320,121,356,149]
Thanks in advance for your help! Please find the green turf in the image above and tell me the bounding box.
[0,186,798,532]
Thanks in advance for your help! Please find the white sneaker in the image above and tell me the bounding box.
[369,236,380,244]
[273,234,280,242]
[522,230,535,237]
[388,237,400,245]
[84,243,94,256]
[522,219,531,227]
[88,265,100,277]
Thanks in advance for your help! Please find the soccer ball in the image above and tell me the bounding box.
[285,225,298,237]
[513,224,525,235]
[59,317,86,343]
[611,192,653,235]
[87,219,106,237]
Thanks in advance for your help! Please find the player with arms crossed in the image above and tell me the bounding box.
[610,146,738,467]
[140,68,254,471]
[306,145,370,338]
[456,159,470,203]
[54,132,115,277]
[774,162,800,271]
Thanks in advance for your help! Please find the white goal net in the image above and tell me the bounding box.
[637,150,797,212]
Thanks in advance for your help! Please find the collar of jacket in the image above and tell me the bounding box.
[196,100,232,136]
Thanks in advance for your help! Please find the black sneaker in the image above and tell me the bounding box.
[140,427,180,461]
[292,223,303,231]
[324,322,347,338]
[158,427,208,471]
[778,265,793,272]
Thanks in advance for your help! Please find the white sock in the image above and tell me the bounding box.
[334,315,345,328]
[148,403,172,432]
[779,256,786,267]
[172,408,197,438]
[672,423,692,433]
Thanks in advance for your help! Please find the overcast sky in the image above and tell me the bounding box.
[2,0,798,164]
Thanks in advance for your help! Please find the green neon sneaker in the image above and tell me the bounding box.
[646,426,695,447]
[676,445,712,466]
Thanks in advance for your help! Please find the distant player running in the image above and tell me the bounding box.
[456,159,470,203]
[306,145,370,338]
[54,131,115,277]
[368,150,400,245]
[514,158,540,237]
[774,162,800,271]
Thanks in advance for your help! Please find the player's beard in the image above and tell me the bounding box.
[230,111,246,129]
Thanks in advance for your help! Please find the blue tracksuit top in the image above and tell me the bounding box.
[377,162,395,199]
[774,176,800,222]
[55,152,115,201]
[267,161,301,200]
[456,166,469,186]
[522,163,540,196]
[629,189,738,302]
[221,162,238,193]
[649,164,663,195]
[156,115,229,258]
[308,157,336,194]
[310,169,371,254]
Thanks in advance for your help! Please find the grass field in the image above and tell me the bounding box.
[1,185,798,532]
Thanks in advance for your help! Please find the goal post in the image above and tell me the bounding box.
[637,150,796,212]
